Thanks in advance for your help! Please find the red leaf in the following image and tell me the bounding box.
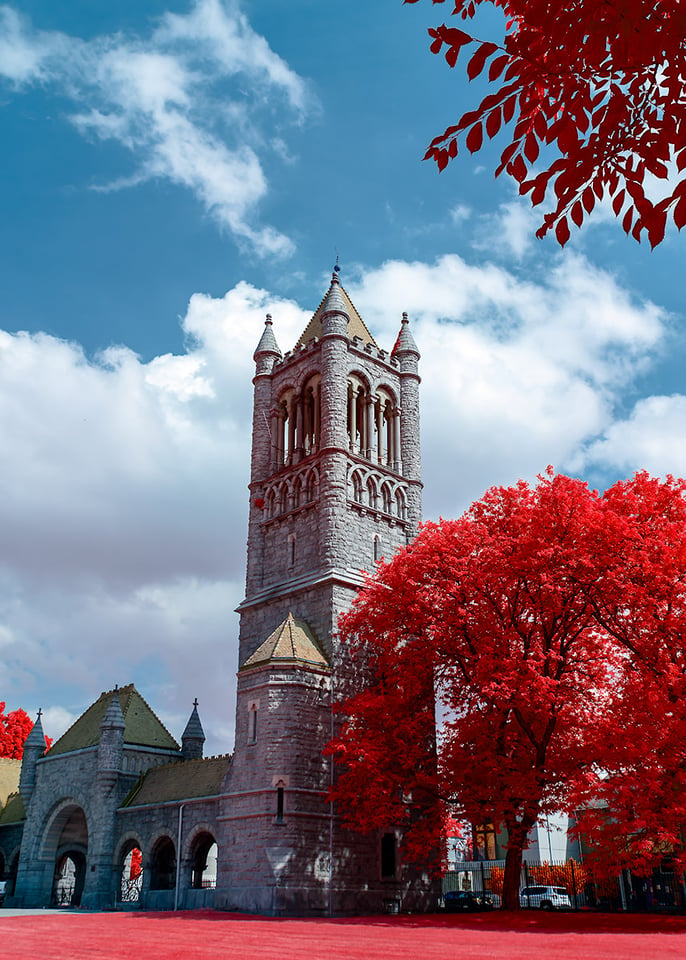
[466,122,483,153]
[571,200,583,228]
[486,107,502,139]
[488,54,509,82]
[555,217,570,246]
[445,45,459,68]
[622,208,633,234]
[582,187,595,214]
[674,194,686,230]
[524,132,539,163]
[467,41,499,81]
[648,210,667,249]
[503,94,517,124]
[612,190,625,216]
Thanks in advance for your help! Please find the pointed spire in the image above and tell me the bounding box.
[392,312,420,358]
[23,708,47,751]
[320,269,349,321]
[182,698,205,760]
[100,689,125,731]
[254,314,282,360]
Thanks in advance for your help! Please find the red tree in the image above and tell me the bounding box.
[408,0,686,246]
[328,471,621,909]
[0,703,34,759]
[572,472,686,876]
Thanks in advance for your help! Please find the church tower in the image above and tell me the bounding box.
[217,269,430,915]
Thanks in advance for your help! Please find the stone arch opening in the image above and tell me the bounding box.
[7,850,19,897]
[190,833,217,890]
[150,836,176,891]
[40,802,88,907]
[119,839,144,903]
[54,850,87,907]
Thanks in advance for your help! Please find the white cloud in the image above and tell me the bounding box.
[0,0,313,256]
[577,394,686,478]
[0,253,679,753]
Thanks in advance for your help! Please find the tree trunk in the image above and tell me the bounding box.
[501,818,535,910]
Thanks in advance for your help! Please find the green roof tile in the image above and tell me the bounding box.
[47,684,179,757]
[120,754,231,807]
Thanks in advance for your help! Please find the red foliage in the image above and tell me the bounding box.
[328,470,686,908]
[407,0,686,246]
[0,703,51,758]
[0,703,34,759]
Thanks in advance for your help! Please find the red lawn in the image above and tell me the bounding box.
[4,911,686,960]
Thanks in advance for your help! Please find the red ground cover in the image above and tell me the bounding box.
[4,910,686,960]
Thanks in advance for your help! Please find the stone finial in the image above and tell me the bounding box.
[23,709,47,751]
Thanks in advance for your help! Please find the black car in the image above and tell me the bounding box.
[443,890,495,912]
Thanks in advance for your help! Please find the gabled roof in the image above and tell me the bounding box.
[240,612,330,672]
[0,791,25,824]
[0,758,21,808]
[296,275,377,349]
[120,754,231,807]
[47,684,179,757]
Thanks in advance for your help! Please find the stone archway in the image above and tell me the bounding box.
[40,803,89,907]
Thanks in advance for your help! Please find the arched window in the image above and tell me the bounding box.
[302,375,321,456]
[351,471,363,503]
[347,375,370,456]
[276,782,285,823]
[266,488,276,520]
[120,842,143,903]
[396,489,407,520]
[366,478,378,510]
[292,477,302,509]
[288,534,296,566]
[278,483,288,515]
[150,837,176,891]
[373,536,382,562]
[382,484,392,514]
[305,469,317,503]
[248,703,258,744]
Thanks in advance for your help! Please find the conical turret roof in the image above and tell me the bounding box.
[101,690,126,730]
[392,312,420,357]
[240,613,330,671]
[296,271,377,349]
[23,710,47,751]
[254,314,282,358]
[182,700,205,743]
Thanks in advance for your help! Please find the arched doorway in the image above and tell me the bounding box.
[40,803,88,907]
[120,841,144,903]
[190,833,217,889]
[54,851,87,907]
[150,836,176,891]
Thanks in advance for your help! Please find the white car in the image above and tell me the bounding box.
[519,884,571,910]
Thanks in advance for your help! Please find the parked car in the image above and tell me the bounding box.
[444,890,495,912]
[519,885,571,910]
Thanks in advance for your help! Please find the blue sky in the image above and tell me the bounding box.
[1,0,684,753]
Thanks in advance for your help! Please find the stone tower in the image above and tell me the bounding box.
[216,269,430,915]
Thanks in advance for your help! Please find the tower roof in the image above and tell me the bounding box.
[296,272,377,349]
[240,612,330,671]
[392,312,420,358]
[23,710,47,751]
[254,314,282,359]
[101,689,126,731]
[182,699,205,743]
[47,684,179,756]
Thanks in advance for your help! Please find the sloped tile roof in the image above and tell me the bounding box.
[120,754,231,807]
[0,791,25,824]
[47,684,179,757]
[296,281,377,349]
[240,612,330,672]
